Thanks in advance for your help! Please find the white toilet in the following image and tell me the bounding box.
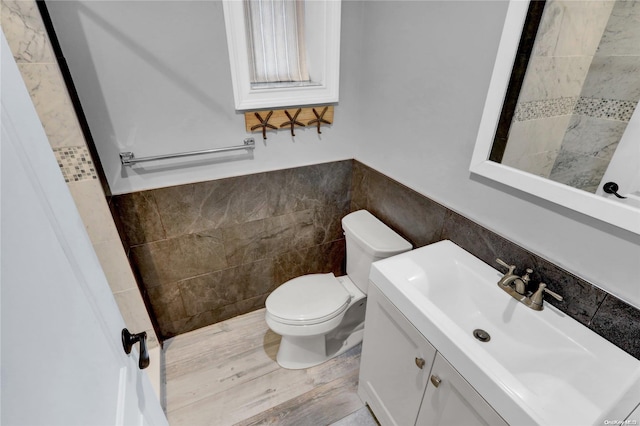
[265,210,412,369]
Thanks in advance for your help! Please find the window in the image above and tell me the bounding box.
[223,0,341,110]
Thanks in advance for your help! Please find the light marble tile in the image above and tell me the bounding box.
[93,239,138,294]
[67,179,120,245]
[533,1,614,58]
[549,149,610,192]
[520,56,592,102]
[597,0,640,56]
[580,56,640,102]
[502,115,571,176]
[561,115,627,161]
[505,150,560,179]
[17,63,85,149]
[1,0,56,63]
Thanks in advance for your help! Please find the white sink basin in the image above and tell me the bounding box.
[370,240,640,426]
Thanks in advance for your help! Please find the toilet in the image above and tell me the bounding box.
[265,210,412,369]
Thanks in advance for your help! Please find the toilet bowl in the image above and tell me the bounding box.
[265,210,412,369]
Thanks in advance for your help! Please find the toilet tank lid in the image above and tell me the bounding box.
[342,210,412,255]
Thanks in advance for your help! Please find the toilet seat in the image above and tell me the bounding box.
[266,273,352,326]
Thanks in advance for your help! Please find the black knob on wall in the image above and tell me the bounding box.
[122,328,150,370]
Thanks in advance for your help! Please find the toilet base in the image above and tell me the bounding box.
[276,328,365,370]
[274,296,367,370]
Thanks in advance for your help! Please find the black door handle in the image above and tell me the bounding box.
[121,328,150,370]
[603,182,627,199]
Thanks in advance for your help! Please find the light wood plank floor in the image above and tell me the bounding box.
[162,308,378,426]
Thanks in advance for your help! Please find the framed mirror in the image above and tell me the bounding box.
[470,0,640,235]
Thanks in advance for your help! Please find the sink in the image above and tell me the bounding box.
[369,240,640,426]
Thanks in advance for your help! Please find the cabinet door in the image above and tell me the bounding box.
[416,353,508,426]
[358,284,437,426]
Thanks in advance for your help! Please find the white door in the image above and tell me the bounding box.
[0,32,168,426]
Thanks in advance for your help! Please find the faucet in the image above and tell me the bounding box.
[496,259,529,295]
[495,259,563,310]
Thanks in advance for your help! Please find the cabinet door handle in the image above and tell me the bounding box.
[415,357,426,369]
[430,375,442,388]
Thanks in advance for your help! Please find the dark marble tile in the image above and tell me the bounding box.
[178,259,274,317]
[589,295,640,360]
[267,161,352,216]
[112,191,166,246]
[354,164,447,248]
[273,239,346,286]
[152,173,271,238]
[112,159,640,349]
[441,210,606,325]
[146,282,186,325]
[160,310,219,338]
[313,201,351,246]
[532,258,607,325]
[441,210,536,270]
[350,161,368,212]
[130,229,228,287]
[221,210,316,267]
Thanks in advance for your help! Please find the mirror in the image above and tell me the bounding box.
[471,0,640,235]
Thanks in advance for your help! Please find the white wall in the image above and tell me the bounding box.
[46,0,365,195]
[353,1,640,309]
[47,0,640,308]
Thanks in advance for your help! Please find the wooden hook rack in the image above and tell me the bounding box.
[244,106,334,139]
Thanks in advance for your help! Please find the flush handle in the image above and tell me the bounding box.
[122,328,149,370]
[430,375,442,388]
[415,357,426,369]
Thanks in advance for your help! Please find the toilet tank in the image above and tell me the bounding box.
[342,210,412,294]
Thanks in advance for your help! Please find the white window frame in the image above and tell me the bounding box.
[223,0,341,110]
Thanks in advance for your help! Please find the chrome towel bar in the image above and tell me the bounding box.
[120,138,255,166]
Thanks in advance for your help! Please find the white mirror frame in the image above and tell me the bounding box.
[222,0,341,110]
[470,0,640,235]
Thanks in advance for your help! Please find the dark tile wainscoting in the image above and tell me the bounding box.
[351,161,640,360]
[112,161,352,338]
[112,159,639,360]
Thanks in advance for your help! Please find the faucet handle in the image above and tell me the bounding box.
[542,284,563,302]
[496,258,516,274]
[530,283,564,308]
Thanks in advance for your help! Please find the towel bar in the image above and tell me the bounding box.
[120,138,255,166]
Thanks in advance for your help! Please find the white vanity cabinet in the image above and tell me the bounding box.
[417,354,508,426]
[358,284,436,426]
[358,283,507,426]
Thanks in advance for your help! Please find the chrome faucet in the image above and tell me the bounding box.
[495,259,563,310]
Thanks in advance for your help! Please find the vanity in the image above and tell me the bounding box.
[357,240,640,426]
